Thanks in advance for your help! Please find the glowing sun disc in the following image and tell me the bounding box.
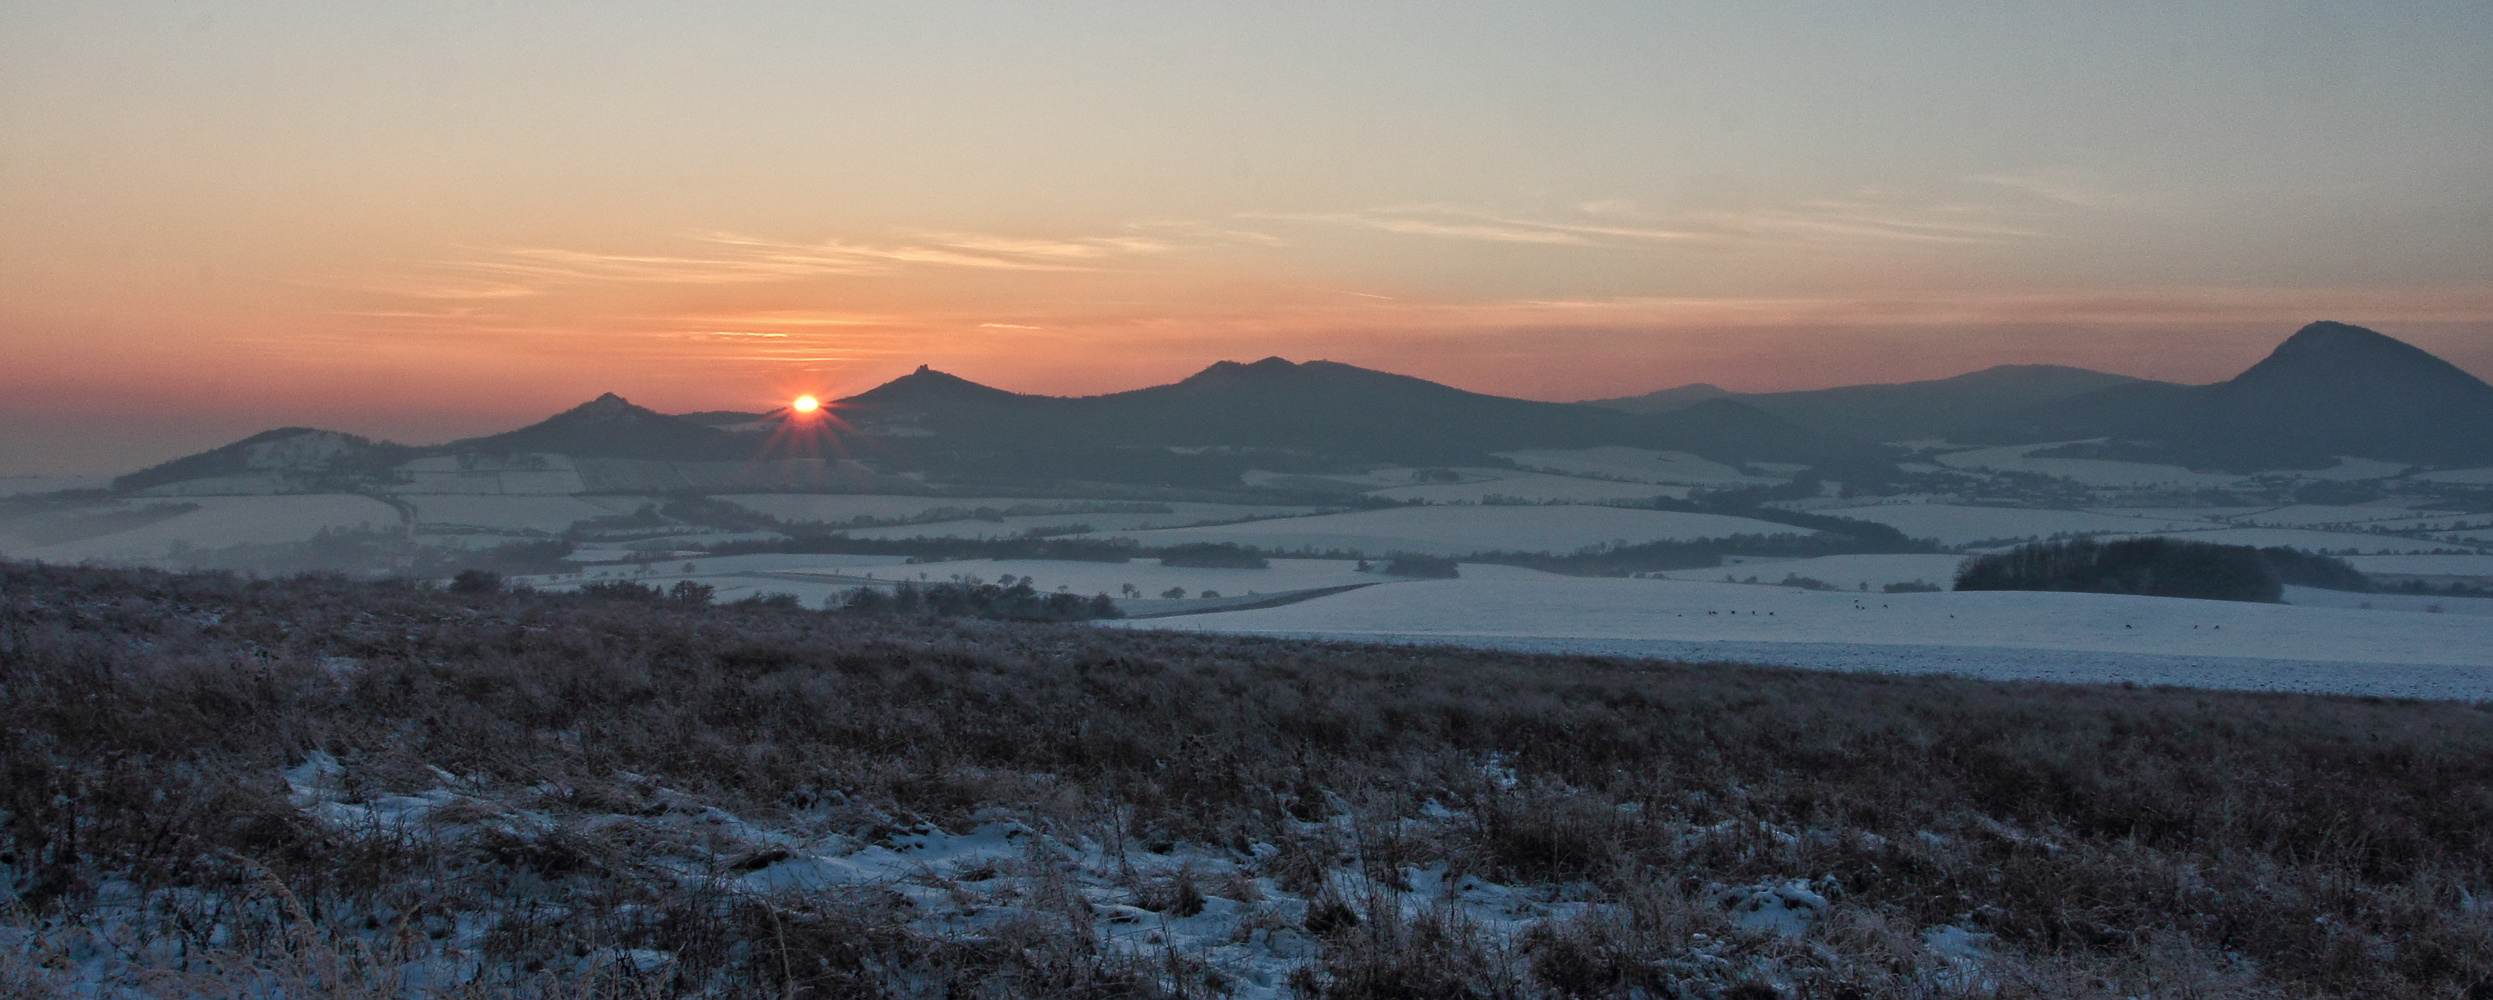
[791,395,820,413]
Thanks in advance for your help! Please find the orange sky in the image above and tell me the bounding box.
[5,3,2491,475]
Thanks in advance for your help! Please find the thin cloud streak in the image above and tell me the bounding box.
[365,228,1185,303]
[1256,192,2047,250]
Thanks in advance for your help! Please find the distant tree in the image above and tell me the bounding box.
[1161,586,1187,599]
[1378,554,1459,579]
[669,580,715,606]
[581,580,665,602]
[449,569,501,595]
[1157,543,1269,569]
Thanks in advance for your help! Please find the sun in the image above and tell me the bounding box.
[791,395,820,413]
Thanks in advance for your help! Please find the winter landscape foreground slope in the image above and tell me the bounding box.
[4,563,2490,998]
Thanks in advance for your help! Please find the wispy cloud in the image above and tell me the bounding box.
[1255,193,2040,250]
[1974,168,2137,209]
[367,228,1184,303]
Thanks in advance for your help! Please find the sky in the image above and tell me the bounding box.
[5,1,2492,475]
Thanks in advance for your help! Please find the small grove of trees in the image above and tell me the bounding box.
[842,580,1120,621]
[1956,538,2379,603]
[1956,538,2287,603]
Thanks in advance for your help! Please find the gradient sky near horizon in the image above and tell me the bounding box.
[5,2,2492,475]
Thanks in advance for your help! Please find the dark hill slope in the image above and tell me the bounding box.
[1583,364,2150,443]
[1986,322,2493,470]
[838,358,1880,478]
[439,393,751,461]
[1578,383,1732,415]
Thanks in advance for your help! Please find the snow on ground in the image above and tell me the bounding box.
[1246,466,1461,489]
[2094,527,2475,555]
[0,474,109,496]
[2084,506,2273,521]
[846,557,1378,597]
[1931,444,2248,488]
[1365,472,1688,504]
[230,750,1873,1000]
[13,495,405,562]
[1813,503,2216,547]
[2287,457,2414,481]
[2227,503,2463,527]
[2345,554,2493,578]
[720,494,1314,527]
[1126,572,2493,701]
[396,454,589,495]
[1658,553,1971,591]
[407,495,630,533]
[1089,505,1808,557]
[837,506,1323,541]
[2284,586,2493,617]
[1492,447,1777,486]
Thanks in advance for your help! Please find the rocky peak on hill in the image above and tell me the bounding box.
[843,366,1024,409]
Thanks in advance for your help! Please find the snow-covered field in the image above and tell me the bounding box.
[2227,503,2461,527]
[716,495,1314,527]
[2284,586,2493,617]
[1492,447,1774,486]
[2345,554,2493,578]
[2093,526,2471,555]
[1812,503,2213,546]
[1092,504,1807,556]
[1127,568,2493,701]
[1657,553,1970,591]
[1365,472,1688,504]
[2418,466,2493,485]
[835,505,1326,541]
[7,494,405,562]
[407,494,642,533]
[0,474,109,496]
[1931,444,2249,488]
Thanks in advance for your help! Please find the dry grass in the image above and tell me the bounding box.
[2,561,2491,997]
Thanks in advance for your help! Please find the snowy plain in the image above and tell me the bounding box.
[1492,447,1777,486]
[9,494,405,562]
[1126,567,2493,701]
[1090,504,1807,556]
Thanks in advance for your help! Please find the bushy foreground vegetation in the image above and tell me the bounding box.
[1954,538,2374,603]
[3,562,2490,998]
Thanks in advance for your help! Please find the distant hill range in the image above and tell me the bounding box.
[1975,321,2493,471]
[1581,364,2148,444]
[832,359,1874,489]
[1585,322,2493,472]
[108,321,2493,495]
